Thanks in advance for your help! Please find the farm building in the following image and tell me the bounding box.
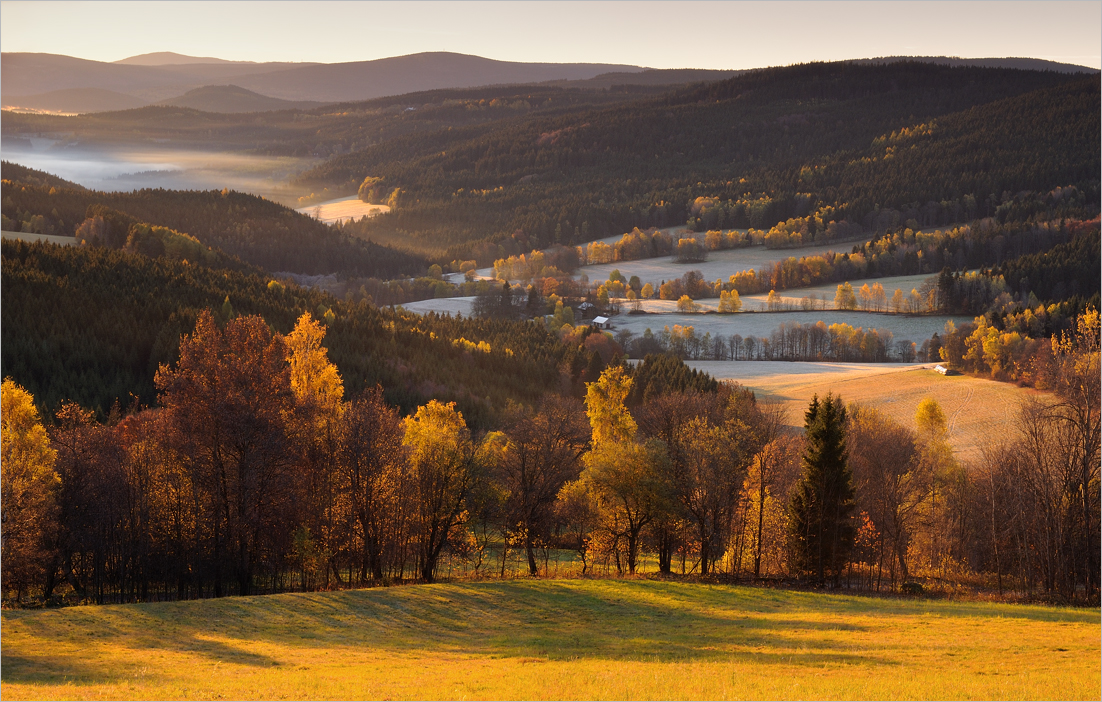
[934,364,958,375]
[591,316,612,330]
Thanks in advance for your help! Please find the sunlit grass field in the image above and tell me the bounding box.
[693,363,1041,463]
[2,579,1097,701]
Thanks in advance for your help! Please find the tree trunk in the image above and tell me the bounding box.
[525,530,539,576]
[657,528,673,574]
[755,478,766,578]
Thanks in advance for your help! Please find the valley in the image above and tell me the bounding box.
[1,27,1099,702]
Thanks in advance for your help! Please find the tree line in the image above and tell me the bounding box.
[0,240,591,427]
[3,309,1097,605]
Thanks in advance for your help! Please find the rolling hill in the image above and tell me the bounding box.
[1,580,1097,700]
[154,85,326,113]
[1,51,646,111]
[296,61,1100,259]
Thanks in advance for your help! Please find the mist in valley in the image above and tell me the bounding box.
[2,138,316,204]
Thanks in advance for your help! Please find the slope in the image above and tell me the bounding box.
[298,61,1097,259]
[0,169,426,277]
[154,85,327,113]
[1,580,1097,700]
[0,239,567,425]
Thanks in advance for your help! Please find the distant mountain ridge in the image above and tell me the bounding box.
[1,51,646,112]
[113,51,258,66]
[2,51,1096,116]
[856,55,1099,74]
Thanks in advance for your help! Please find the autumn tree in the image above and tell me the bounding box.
[580,366,670,574]
[911,397,969,581]
[582,439,671,574]
[1042,308,1101,597]
[747,401,791,578]
[834,282,857,310]
[1,379,59,601]
[555,478,600,573]
[635,392,714,573]
[497,396,589,575]
[339,385,407,582]
[155,310,294,596]
[787,394,855,585]
[403,400,482,582]
[848,404,928,588]
[285,312,345,587]
[585,365,637,446]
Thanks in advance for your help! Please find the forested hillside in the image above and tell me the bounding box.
[0,240,596,425]
[1,167,426,277]
[297,63,1098,261]
[1,85,655,157]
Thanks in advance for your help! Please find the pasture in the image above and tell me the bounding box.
[295,195,390,224]
[611,310,969,344]
[474,235,871,284]
[742,273,938,310]
[575,241,866,289]
[402,295,477,316]
[2,230,77,247]
[2,580,1096,701]
[692,362,1042,463]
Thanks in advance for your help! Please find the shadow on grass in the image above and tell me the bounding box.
[2,578,1096,685]
[1,606,278,685]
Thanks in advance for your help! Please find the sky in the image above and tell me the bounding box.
[1,1,1100,70]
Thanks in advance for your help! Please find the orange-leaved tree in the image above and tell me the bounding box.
[1,379,59,602]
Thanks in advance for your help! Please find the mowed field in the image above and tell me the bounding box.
[402,295,477,316]
[2,580,1097,701]
[691,362,1042,463]
[295,195,390,224]
[614,310,968,344]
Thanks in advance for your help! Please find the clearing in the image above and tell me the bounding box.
[576,240,867,289]
[691,362,1043,463]
[295,195,390,224]
[742,273,938,310]
[402,296,477,316]
[474,233,870,283]
[1,580,1095,700]
[2,230,76,246]
[398,301,964,348]
[612,310,968,344]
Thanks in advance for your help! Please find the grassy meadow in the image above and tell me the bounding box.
[693,363,1041,463]
[2,579,1098,701]
[294,195,390,224]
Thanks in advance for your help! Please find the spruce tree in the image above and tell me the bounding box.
[787,393,855,586]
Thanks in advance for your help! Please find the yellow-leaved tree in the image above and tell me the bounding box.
[584,365,636,446]
[1,378,59,601]
[403,400,482,582]
[575,366,671,574]
[286,312,344,422]
[285,312,345,589]
[910,397,966,580]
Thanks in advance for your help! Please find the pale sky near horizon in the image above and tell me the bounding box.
[1,1,1099,70]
